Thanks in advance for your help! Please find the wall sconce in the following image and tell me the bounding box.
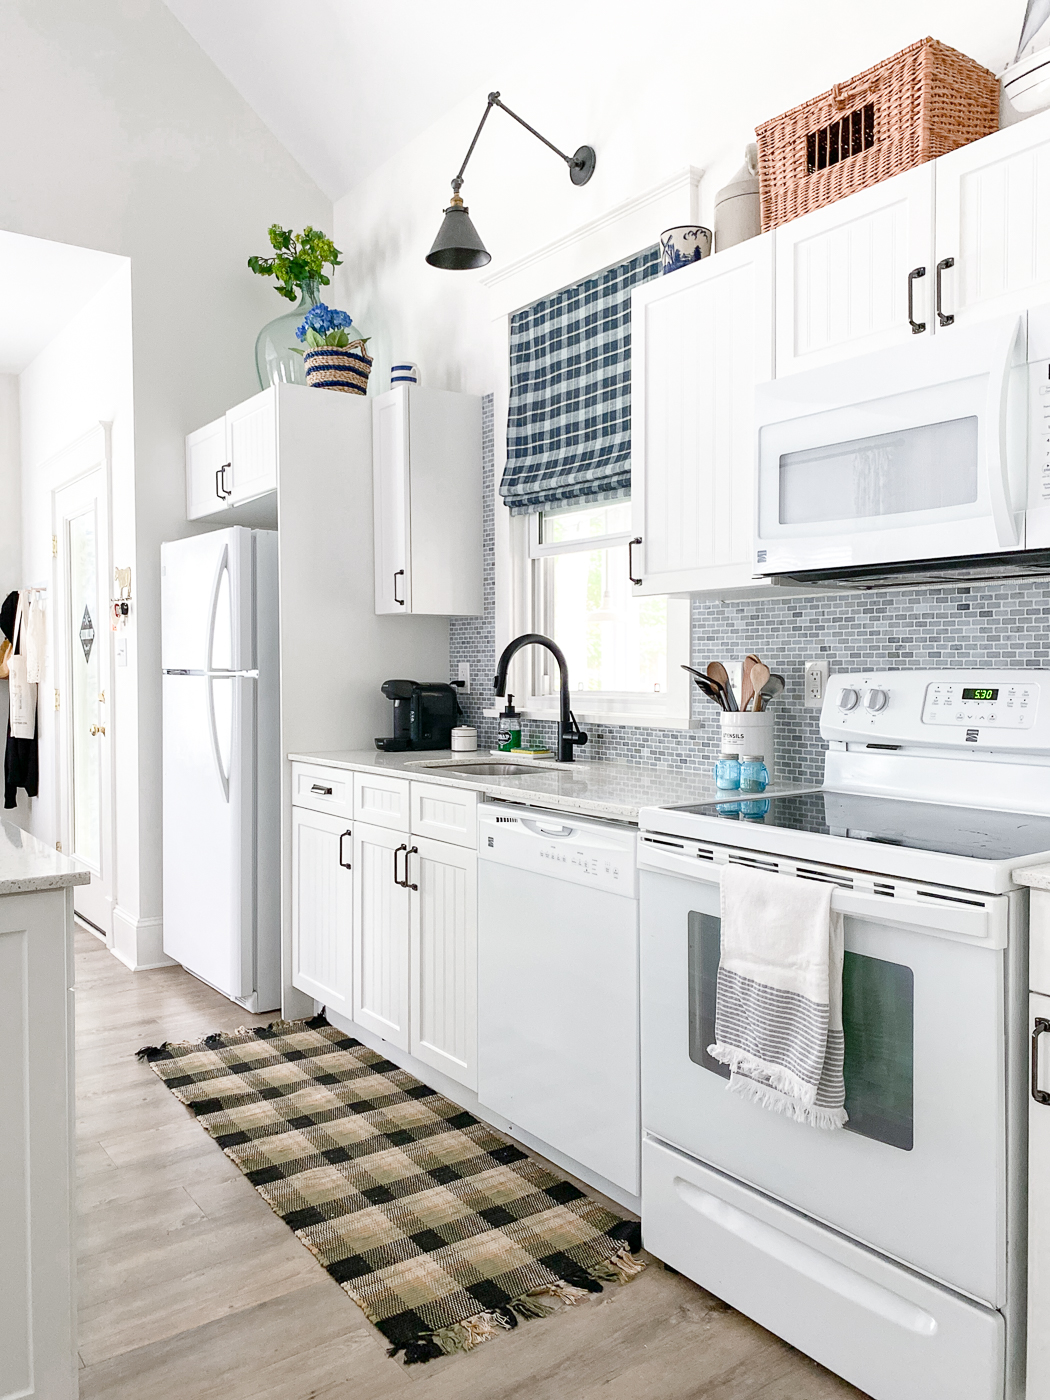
[426,91,596,270]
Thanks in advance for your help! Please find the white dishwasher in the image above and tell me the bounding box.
[477,801,639,1196]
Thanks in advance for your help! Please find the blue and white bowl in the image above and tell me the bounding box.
[659,225,712,274]
[390,361,419,387]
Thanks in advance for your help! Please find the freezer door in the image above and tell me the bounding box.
[161,527,253,672]
[162,672,255,999]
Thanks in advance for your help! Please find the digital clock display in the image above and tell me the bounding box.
[962,687,998,701]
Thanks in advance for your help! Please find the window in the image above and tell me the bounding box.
[513,499,690,726]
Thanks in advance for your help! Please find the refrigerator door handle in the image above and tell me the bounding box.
[206,542,230,673]
[206,675,231,803]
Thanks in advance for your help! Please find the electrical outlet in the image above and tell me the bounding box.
[804,659,830,708]
[457,661,470,695]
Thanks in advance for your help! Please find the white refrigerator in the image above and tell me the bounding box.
[161,527,280,1012]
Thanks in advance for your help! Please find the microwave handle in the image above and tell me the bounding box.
[986,314,1024,549]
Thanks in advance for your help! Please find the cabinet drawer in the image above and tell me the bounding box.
[291,762,353,819]
[410,781,477,848]
[354,772,410,831]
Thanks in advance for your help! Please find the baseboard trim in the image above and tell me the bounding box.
[111,909,172,971]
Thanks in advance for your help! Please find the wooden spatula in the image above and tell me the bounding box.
[748,662,771,711]
[740,654,762,713]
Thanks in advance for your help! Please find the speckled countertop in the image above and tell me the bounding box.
[288,749,797,825]
[0,821,90,895]
[1015,865,1050,891]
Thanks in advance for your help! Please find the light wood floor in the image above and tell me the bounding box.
[74,926,867,1399]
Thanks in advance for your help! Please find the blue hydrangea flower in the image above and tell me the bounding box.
[295,302,354,342]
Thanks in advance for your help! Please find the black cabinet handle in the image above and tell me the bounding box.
[393,843,408,887]
[405,845,419,892]
[628,537,643,586]
[1034,1017,1050,1105]
[907,266,926,335]
[215,467,225,500]
[393,569,406,607]
[936,257,955,327]
[338,830,352,870]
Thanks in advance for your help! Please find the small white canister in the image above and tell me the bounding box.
[390,361,420,387]
[451,726,477,752]
[720,711,775,781]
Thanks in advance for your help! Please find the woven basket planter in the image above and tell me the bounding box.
[756,37,999,232]
[303,340,373,395]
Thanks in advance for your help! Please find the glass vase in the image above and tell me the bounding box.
[254,281,370,390]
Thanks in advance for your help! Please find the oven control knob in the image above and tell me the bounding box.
[838,688,859,711]
[865,688,889,712]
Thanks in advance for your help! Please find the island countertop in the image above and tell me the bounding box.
[0,821,91,895]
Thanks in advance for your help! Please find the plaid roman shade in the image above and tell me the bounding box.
[500,246,660,516]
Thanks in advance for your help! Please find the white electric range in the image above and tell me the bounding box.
[638,670,1050,1400]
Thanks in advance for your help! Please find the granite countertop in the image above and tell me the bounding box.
[0,821,91,895]
[1015,865,1050,891]
[288,748,796,824]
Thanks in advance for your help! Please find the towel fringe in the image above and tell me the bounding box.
[727,1071,848,1130]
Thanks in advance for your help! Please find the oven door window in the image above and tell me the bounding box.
[688,912,914,1150]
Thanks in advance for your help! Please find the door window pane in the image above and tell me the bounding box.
[687,912,914,1150]
[778,416,978,525]
[69,508,100,869]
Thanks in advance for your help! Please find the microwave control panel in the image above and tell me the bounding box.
[821,670,1047,748]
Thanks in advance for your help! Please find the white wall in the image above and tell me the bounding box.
[331,2,1021,396]
[0,0,330,965]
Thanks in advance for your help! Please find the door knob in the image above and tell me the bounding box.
[89,724,106,736]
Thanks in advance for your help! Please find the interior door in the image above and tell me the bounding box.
[640,866,1011,1307]
[372,390,411,614]
[53,469,112,937]
[775,163,935,377]
[352,820,410,1047]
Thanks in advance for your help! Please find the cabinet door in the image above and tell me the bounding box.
[226,388,277,506]
[775,164,934,377]
[631,234,774,595]
[1031,988,1050,1399]
[409,837,477,1090]
[353,771,410,832]
[936,113,1050,331]
[186,416,229,521]
[291,807,353,1017]
[372,390,412,613]
[353,822,410,1048]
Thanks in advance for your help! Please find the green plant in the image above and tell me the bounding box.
[248,224,342,302]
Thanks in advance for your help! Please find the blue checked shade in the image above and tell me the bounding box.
[500,246,660,516]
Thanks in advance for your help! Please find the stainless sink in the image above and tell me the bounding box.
[427,762,543,778]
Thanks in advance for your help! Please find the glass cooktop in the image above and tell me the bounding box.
[668,788,1050,862]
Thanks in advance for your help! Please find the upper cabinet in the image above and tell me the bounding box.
[630,233,774,596]
[373,385,483,616]
[185,387,278,520]
[775,164,935,377]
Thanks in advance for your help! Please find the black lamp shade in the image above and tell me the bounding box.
[426,203,491,270]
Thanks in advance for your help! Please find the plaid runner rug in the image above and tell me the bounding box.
[138,1016,644,1363]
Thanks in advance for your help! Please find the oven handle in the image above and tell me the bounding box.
[986,313,1024,550]
[1033,1018,1050,1106]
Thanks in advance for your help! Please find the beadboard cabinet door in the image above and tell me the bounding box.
[630,233,774,596]
[774,163,935,377]
[1031,985,1050,1400]
[226,388,278,506]
[353,821,410,1049]
[291,806,353,1018]
[935,110,1050,332]
[186,416,229,521]
[409,837,477,1090]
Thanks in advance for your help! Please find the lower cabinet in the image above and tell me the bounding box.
[352,819,477,1088]
[291,805,353,1018]
[1031,987,1050,1399]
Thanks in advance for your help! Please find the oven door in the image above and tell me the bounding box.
[640,854,1019,1308]
[754,313,1027,576]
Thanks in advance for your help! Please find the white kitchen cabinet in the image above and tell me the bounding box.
[186,415,228,519]
[353,821,411,1049]
[630,233,774,595]
[354,771,410,832]
[774,163,935,377]
[373,385,483,616]
[409,836,478,1090]
[1030,883,1050,1399]
[184,387,278,521]
[935,109,1050,332]
[410,780,477,849]
[291,806,353,1018]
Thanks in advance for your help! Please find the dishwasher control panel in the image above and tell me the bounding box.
[477,803,637,898]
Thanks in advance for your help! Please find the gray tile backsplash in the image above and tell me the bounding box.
[450,395,1050,785]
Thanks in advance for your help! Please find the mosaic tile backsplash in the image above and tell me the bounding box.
[450,396,1050,787]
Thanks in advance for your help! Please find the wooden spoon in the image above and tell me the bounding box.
[707,661,738,712]
[748,663,771,711]
[740,654,762,713]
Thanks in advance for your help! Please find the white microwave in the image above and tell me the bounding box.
[754,309,1050,584]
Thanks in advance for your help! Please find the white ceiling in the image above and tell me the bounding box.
[162,0,507,201]
[0,231,127,375]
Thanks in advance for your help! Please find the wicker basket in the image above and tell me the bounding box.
[756,37,999,232]
[302,340,373,395]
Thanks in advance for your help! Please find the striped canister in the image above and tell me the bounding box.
[303,341,373,394]
[390,361,419,387]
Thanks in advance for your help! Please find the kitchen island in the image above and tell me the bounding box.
[0,822,89,1400]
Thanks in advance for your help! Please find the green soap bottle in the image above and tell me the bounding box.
[497,695,522,751]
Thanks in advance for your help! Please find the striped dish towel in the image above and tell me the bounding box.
[708,864,847,1130]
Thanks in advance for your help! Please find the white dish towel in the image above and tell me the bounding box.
[708,864,847,1130]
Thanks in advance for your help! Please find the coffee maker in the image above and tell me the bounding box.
[375,680,461,752]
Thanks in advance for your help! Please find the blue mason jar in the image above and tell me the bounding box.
[714,753,740,790]
[739,755,769,793]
